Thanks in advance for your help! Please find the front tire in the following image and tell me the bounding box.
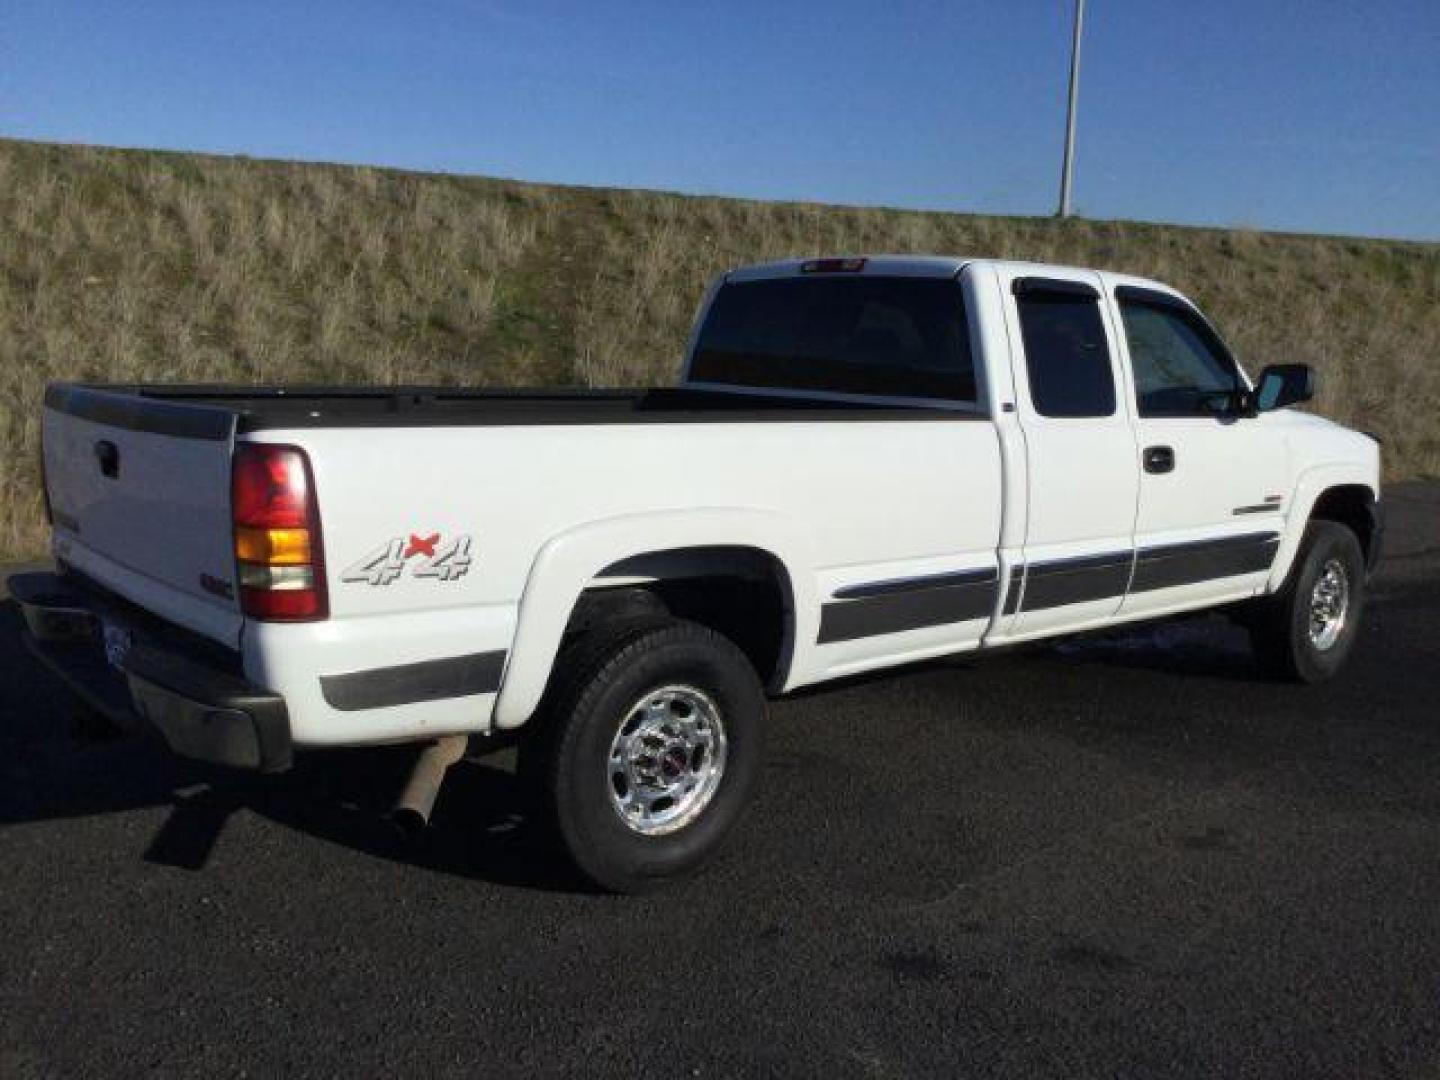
[1248,520,1366,683]
[524,617,764,893]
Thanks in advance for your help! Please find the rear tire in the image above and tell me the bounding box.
[522,616,764,893]
[1247,520,1365,683]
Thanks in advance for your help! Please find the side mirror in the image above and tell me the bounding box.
[1253,363,1315,412]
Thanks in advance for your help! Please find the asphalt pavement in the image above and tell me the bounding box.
[2,484,1439,1078]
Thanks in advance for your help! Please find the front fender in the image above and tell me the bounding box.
[491,507,817,730]
[1265,463,1379,592]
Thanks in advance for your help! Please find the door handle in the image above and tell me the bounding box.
[1143,445,1174,474]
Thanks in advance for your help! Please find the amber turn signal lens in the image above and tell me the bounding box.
[234,525,312,566]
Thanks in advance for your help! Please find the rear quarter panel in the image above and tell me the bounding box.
[247,417,1003,745]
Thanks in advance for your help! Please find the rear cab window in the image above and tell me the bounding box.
[1014,282,1116,418]
[688,275,976,405]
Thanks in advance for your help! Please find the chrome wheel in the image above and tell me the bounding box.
[607,685,727,836]
[1308,558,1350,651]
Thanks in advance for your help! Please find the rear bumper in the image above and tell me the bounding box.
[8,570,292,772]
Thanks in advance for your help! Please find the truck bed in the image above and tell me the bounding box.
[47,383,982,433]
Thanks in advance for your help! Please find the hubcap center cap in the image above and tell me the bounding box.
[660,746,687,780]
[607,686,728,836]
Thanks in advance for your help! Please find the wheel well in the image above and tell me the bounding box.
[565,546,794,691]
[1309,485,1378,563]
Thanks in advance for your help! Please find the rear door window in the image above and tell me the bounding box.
[1016,291,1116,418]
[690,276,976,403]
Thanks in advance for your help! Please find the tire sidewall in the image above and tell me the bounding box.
[553,627,764,891]
[1285,523,1365,682]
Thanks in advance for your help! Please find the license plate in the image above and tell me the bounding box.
[102,622,133,671]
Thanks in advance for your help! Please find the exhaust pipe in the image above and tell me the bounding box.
[392,734,468,833]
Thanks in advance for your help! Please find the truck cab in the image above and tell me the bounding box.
[685,257,1378,647]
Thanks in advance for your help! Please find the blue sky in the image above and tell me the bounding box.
[3,1,1437,240]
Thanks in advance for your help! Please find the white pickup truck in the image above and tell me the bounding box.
[12,256,1383,891]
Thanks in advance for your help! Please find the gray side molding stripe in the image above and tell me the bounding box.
[1020,551,1134,611]
[833,567,996,600]
[320,650,507,711]
[1130,532,1279,593]
[820,531,1282,640]
[1001,566,1024,616]
[818,571,998,644]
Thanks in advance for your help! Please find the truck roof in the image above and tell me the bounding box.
[725,255,1181,299]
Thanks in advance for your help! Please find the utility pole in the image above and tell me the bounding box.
[1058,0,1085,218]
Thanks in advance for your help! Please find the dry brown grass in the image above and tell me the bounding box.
[2,137,1437,558]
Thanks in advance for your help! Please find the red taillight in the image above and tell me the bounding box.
[232,443,328,621]
[233,444,310,528]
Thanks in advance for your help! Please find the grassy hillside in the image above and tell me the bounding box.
[2,137,1437,558]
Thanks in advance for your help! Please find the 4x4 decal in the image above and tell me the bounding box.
[341,533,473,586]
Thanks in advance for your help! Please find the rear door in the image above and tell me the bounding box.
[42,386,244,645]
[1108,286,1288,618]
[999,272,1141,638]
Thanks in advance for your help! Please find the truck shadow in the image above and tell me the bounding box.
[0,594,1263,893]
[785,611,1268,705]
[1047,613,1267,680]
[0,597,588,893]
[142,749,590,893]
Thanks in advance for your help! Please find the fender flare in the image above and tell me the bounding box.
[1266,464,1379,592]
[491,507,816,729]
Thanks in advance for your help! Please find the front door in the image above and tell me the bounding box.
[1111,285,1288,618]
[1001,272,1141,639]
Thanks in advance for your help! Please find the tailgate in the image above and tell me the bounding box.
[42,385,243,647]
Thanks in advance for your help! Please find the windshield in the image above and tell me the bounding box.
[689,276,976,403]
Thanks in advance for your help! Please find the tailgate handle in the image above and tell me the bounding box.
[94,439,120,479]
